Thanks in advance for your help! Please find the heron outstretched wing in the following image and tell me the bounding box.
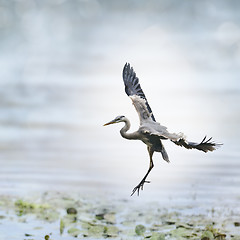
[122,63,156,123]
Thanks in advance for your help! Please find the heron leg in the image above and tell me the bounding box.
[131,147,154,196]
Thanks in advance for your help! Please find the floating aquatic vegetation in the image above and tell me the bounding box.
[202,225,227,239]
[67,227,81,237]
[44,234,50,240]
[88,224,106,238]
[135,224,146,235]
[146,232,165,240]
[67,207,78,215]
[15,199,48,216]
[234,222,240,227]
[104,225,120,237]
[103,213,116,224]
[170,227,195,239]
[0,193,239,239]
[60,218,65,234]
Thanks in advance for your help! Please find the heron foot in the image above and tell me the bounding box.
[131,179,150,196]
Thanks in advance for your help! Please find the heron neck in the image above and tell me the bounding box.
[120,118,135,140]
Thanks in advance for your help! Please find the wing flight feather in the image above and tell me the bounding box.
[171,136,221,152]
[122,63,156,123]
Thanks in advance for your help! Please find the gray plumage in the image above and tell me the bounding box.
[104,63,222,196]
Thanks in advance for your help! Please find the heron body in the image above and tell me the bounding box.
[104,63,221,196]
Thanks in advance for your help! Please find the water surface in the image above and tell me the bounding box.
[0,0,239,206]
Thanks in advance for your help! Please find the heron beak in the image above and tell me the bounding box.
[103,120,116,126]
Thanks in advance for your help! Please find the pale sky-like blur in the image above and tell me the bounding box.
[0,0,239,200]
[1,0,240,85]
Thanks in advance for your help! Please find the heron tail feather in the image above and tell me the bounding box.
[161,144,170,163]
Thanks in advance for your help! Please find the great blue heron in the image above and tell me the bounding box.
[104,63,221,196]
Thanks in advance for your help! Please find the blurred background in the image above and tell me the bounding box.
[0,0,239,203]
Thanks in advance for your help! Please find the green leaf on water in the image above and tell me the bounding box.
[176,222,194,230]
[170,227,194,239]
[67,227,81,237]
[44,235,50,240]
[104,225,119,237]
[25,233,33,237]
[104,213,116,224]
[44,211,59,222]
[81,221,95,229]
[95,213,104,220]
[88,225,105,237]
[135,224,146,236]
[60,218,65,234]
[149,232,165,240]
[201,230,214,240]
[66,207,77,215]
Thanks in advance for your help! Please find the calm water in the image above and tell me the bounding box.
[0,1,240,206]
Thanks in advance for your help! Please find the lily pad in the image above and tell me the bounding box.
[104,213,116,224]
[201,230,214,240]
[149,232,165,240]
[44,235,50,240]
[95,213,104,220]
[88,224,105,237]
[234,222,240,227]
[164,220,176,225]
[170,227,194,239]
[67,207,77,215]
[67,227,81,237]
[104,225,120,237]
[135,224,146,236]
[176,222,194,229]
[37,209,59,222]
[81,221,96,229]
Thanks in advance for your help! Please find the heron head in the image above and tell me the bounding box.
[103,115,125,126]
